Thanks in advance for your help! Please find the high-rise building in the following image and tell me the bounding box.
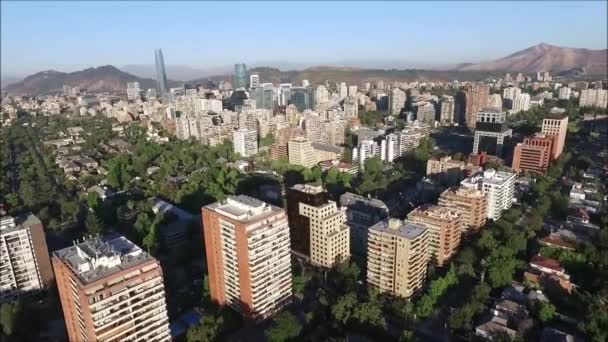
[503,87,522,102]
[249,74,260,89]
[53,235,170,342]
[439,95,455,123]
[512,133,554,174]
[366,218,429,298]
[512,93,531,113]
[541,113,569,159]
[127,82,141,101]
[407,205,462,266]
[339,192,389,257]
[233,128,258,157]
[234,63,248,89]
[579,89,608,108]
[416,102,436,124]
[1,214,53,303]
[461,169,516,221]
[558,87,571,100]
[348,85,358,98]
[146,88,157,101]
[504,73,511,82]
[389,88,407,116]
[472,109,512,157]
[488,94,502,110]
[286,184,330,258]
[338,82,348,100]
[202,196,292,320]
[298,191,350,267]
[464,84,491,129]
[438,187,487,233]
[515,73,524,82]
[290,87,314,112]
[288,137,318,168]
[154,49,168,95]
[315,85,329,108]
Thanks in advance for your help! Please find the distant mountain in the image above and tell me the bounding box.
[3,65,181,96]
[121,64,233,81]
[457,43,608,76]
[192,66,501,86]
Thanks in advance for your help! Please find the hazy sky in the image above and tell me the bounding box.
[2,1,607,75]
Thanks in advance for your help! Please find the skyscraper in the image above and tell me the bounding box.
[464,84,490,129]
[154,49,168,95]
[234,63,248,89]
[202,196,292,320]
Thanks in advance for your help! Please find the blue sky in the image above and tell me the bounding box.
[2,1,607,75]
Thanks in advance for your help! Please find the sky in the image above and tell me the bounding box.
[1,1,607,76]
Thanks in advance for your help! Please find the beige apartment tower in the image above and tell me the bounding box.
[541,114,568,159]
[288,137,318,168]
[366,218,429,299]
[53,235,171,342]
[438,187,487,233]
[202,196,292,321]
[299,198,350,268]
[407,205,462,267]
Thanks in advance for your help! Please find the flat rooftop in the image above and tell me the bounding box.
[340,192,389,211]
[291,183,325,195]
[205,195,280,223]
[370,218,427,240]
[54,235,154,285]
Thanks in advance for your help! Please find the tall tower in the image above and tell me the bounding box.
[155,49,168,95]
[234,63,248,89]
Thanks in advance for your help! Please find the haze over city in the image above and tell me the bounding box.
[1,1,607,77]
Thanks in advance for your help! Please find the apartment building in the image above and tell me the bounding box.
[288,137,318,168]
[53,235,170,342]
[1,214,54,303]
[202,196,292,320]
[461,169,516,221]
[438,187,487,233]
[286,184,330,258]
[512,133,554,174]
[407,205,462,267]
[541,114,568,159]
[339,192,389,257]
[233,128,258,157]
[426,155,482,185]
[299,199,350,268]
[366,218,429,298]
[579,89,608,108]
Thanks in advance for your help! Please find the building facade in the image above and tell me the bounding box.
[233,128,258,157]
[53,235,170,342]
[234,63,248,89]
[202,196,292,320]
[438,187,487,233]
[541,114,568,159]
[472,109,512,157]
[154,49,168,95]
[512,133,554,174]
[461,169,516,221]
[286,184,330,258]
[288,137,318,168]
[339,192,389,257]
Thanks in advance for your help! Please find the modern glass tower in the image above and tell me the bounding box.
[234,63,248,89]
[155,49,168,95]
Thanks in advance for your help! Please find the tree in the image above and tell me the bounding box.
[399,330,418,342]
[86,192,100,211]
[85,211,104,235]
[534,301,555,323]
[201,274,211,304]
[264,312,303,342]
[292,274,306,301]
[331,292,357,325]
[353,301,387,329]
[0,302,20,336]
[186,315,224,342]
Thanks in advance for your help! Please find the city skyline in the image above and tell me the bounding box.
[1,1,607,76]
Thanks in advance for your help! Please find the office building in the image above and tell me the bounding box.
[439,95,455,123]
[541,113,568,159]
[1,214,53,303]
[288,137,318,168]
[472,109,512,157]
[461,169,516,221]
[249,74,260,89]
[287,184,330,258]
[234,63,248,89]
[464,84,491,129]
[407,205,462,266]
[438,187,487,233]
[290,87,314,112]
[339,192,389,257]
[127,82,141,101]
[298,194,350,268]
[202,196,292,320]
[233,128,258,157]
[154,49,168,95]
[366,218,429,298]
[512,133,554,174]
[53,235,170,342]
[512,93,531,113]
[389,88,407,116]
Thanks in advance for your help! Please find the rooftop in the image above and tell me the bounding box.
[311,143,343,154]
[291,183,325,195]
[206,195,279,223]
[461,169,515,187]
[370,218,427,240]
[340,192,389,211]
[54,235,153,285]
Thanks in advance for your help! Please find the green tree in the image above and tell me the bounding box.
[293,274,306,301]
[534,301,555,322]
[85,211,104,235]
[86,192,100,211]
[331,292,357,325]
[0,302,20,336]
[186,315,224,342]
[353,301,387,329]
[264,312,303,342]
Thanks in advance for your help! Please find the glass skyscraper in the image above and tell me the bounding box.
[155,49,168,95]
[234,63,248,89]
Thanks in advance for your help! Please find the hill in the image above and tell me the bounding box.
[457,43,608,77]
[3,65,178,96]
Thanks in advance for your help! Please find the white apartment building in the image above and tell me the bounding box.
[511,93,531,113]
[299,200,350,268]
[558,87,571,100]
[488,94,503,110]
[579,89,608,108]
[338,82,348,100]
[195,99,223,113]
[461,169,516,221]
[440,95,455,123]
[53,235,171,342]
[127,82,141,100]
[249,74,260,88]
[1,215,51,303]
[315,85,329,108]
[353,139,381,168]
[503,87,521,101]
[348,85,358,98]
[233,128,258,157]
[389,88,407,116]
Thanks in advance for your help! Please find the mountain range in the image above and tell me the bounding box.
[3,43,606,96]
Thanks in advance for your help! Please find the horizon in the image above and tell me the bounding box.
[1,1,607,78]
